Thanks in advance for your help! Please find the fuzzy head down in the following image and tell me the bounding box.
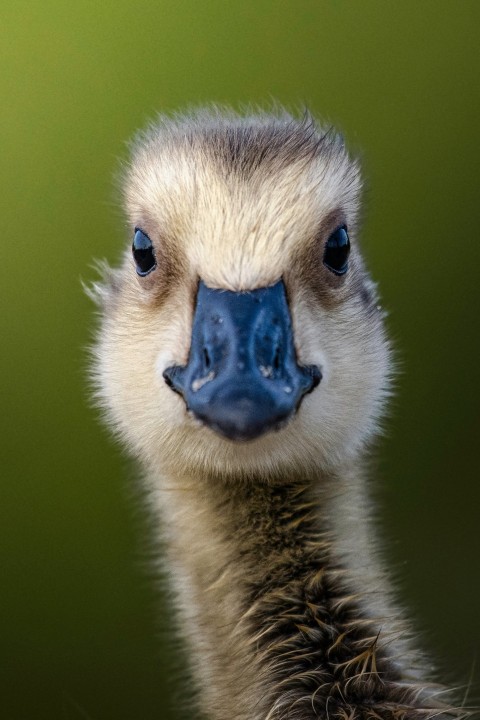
[91,108,391,480]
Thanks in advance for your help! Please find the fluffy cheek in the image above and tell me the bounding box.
[291,299,390,467]
[95,287,194,461]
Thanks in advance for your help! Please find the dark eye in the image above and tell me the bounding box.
[323,226,350,276]
[132,229,156,276]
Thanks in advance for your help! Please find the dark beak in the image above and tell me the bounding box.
[163,280,321,441]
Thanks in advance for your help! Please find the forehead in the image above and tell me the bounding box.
[123,111,361,289]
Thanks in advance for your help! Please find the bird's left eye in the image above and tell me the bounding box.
[323,226,350,276]
[132,229,156,276]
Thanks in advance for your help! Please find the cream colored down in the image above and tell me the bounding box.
[90,109,454,720]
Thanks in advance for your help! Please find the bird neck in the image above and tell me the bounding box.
[150,465,447,720]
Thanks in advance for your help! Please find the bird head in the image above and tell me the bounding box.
[92,109,390,480]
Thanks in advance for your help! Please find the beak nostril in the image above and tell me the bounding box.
[203,347,211,370]
[273,345,282,371]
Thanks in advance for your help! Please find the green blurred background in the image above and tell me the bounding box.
[1,1,478,718]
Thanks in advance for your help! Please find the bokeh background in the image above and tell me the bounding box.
[1,2,479,718]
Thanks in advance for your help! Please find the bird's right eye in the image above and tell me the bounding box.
[132,229,156,276]
[323,226,350,276]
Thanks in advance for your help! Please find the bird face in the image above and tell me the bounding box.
[92,112,391,479]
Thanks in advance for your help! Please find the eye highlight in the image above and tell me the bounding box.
[323,226,350,276]
[132,229,156,276]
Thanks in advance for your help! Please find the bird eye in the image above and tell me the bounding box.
[323,226,350,276]
[132,229,156,276]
